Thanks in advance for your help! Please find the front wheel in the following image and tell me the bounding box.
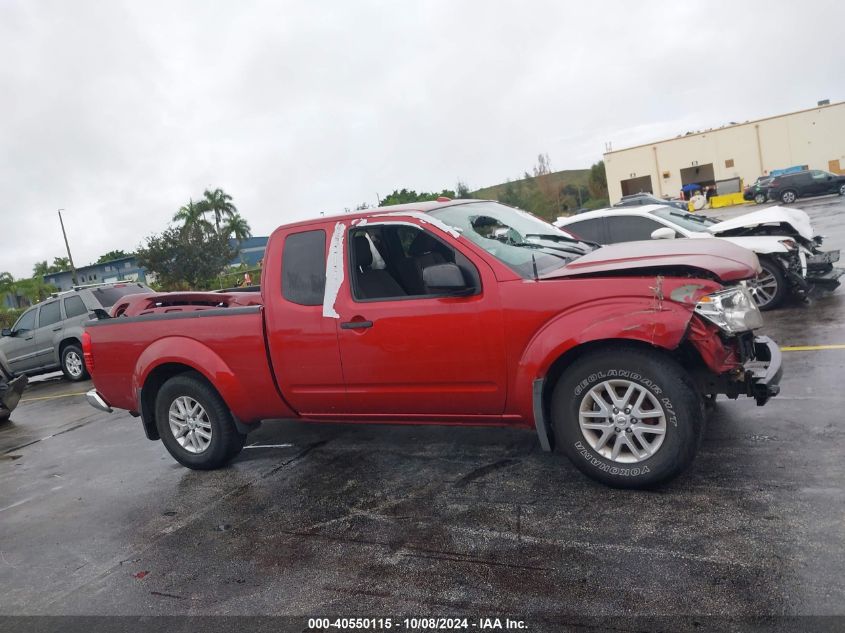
[754,192,767,204]
[838,183,845,196]
[61,344,90,381]
[780,189,797,204]
[155,373,244,470]
[551,347,703,489]
[748,258,787,311]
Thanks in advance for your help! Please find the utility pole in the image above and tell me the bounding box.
[57,209,79,286]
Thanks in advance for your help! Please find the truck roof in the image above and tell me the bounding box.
[274,198,491,233]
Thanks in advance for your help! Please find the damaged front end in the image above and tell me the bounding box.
[678,285,782,406]
[712,207,843,296]
[0,356,27,421]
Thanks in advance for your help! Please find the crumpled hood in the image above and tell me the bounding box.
[542,237,760,282]
[707,206,814,241]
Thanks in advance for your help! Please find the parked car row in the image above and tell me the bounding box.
[743,170,845,205]
[555,204,843,310]
[0,282,152,381]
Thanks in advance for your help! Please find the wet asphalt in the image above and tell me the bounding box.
[1,196,844,628]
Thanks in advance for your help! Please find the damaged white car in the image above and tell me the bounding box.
[555,205,842,310]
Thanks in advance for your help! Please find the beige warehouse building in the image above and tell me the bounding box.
[603,100,845,204]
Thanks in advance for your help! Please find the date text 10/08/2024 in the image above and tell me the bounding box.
[306,617,528,630]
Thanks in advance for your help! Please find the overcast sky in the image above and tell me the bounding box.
[2,0,843,278]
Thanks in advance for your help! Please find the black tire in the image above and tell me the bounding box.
[750,257,787,311]
[551,347,704,489]
[61,344,90,381]
[838,183,845,196]
[0,410,9,423]
[155,373,244,470]
[780,189,798,204]
[754,192,767,204]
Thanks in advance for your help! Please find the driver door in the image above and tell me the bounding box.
[3,306,39,373]
[333,222,507,418]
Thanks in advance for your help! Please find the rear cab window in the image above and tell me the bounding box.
[282,230,326,305]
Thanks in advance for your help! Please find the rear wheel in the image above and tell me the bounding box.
[838,183,845,196]
[780,189,797,204]
[61,344,89,381]
[748,257,787,310]
[551,347,703,489]
[754,192,767,204]
[155,373,244,470]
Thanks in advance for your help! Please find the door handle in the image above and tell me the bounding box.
[24,336,34,341]
[52,327,62,332]
[340,320,373,330]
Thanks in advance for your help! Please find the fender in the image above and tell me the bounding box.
[509,282,718,424]
[132,336,253,422]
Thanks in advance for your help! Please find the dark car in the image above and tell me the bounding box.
[0,350,27,422]
[743,176,773,204]
[613,193,688,210]
[767,170,845,204]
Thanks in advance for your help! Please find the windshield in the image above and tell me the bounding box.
[650,208,717,232]
[429,201,595,278]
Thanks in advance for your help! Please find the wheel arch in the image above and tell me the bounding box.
[538,339,677,447]
[58,336,82,365]
[139,362,198,440]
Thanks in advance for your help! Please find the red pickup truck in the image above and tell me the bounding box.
[84,199,782,488]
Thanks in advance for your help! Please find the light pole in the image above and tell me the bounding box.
[57,209,79,286]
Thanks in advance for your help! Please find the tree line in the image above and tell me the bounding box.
[369,157,608,221]
[136,187,252,290]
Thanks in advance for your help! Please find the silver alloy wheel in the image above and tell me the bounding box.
[839,184,845,196]
[65,350,84,378]
[782,190,796,203]
[754,193,766,204]
[748,268,778,308]
[168,396,212,454]
[578,379,667,463]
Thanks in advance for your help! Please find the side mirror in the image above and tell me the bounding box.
[422,263,469,294]
[1,328,12,337]
[651,227,676,240]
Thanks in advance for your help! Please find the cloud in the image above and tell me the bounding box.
[1,0,843,278]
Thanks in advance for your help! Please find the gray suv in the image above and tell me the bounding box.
[0,282,151,381]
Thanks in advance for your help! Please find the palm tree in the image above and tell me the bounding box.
[201,188,237,234]
[224,213,252,243]
[13,277,54,305]
[173,198,213,233]
[32,261,50,279]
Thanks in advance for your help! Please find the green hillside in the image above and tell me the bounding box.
[471,168,599,221]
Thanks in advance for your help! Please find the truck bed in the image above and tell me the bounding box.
[85,292,292,424]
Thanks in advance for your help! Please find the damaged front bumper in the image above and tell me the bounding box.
[806,249,843,291]
[745,336,783,406]
[689,320,783,407]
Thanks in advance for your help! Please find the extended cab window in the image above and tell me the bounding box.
[38,301,62,328]
[348,224,480,301]
[283,230,326,306]
[606,216,664,243]
[13,308,37,333]
[64,295,88,318]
